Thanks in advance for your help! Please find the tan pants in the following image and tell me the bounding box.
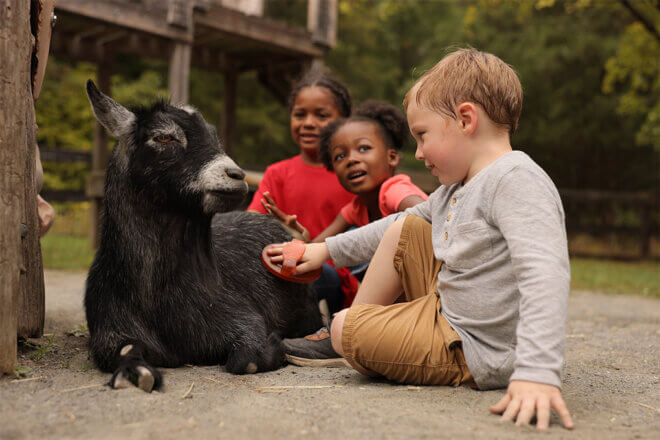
[341,215,476,388]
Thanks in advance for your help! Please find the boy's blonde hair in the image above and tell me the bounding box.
[404,48,523,135]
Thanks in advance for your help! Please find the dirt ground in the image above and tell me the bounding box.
[0,270,658,440]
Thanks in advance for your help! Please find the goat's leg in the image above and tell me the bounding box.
[90,327,170,392]
[109,343,163,392]
[225,331,285,374]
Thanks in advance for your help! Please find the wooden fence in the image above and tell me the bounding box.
[40,147,658,259]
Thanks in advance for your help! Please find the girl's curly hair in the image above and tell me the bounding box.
[287,66,352,118]
[319,100,409,170]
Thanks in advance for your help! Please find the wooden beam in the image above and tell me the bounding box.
[169,42,192,104]
[39,147,91,163]
[55,0,193,43]
[221,69,238,156]
[194,7,324,57]
[0,0,31,374]
[40,190,88,203]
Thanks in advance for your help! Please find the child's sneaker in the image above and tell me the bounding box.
[283,326,351,368]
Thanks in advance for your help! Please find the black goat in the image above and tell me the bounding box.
[84,81,321,392]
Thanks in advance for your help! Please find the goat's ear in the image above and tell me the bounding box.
[86,80,135,140]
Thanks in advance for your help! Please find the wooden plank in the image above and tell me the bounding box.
[194,7,324,57]
[55,0,193,43]
[0,0,31,374]
[560,189,655,204]
[39,148,91,163]
[40,190,88,203]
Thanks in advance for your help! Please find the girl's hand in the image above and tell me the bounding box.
[37,194,55,237]
[489,380,574,431]
[261,191,310,242]
[266,242,330,275]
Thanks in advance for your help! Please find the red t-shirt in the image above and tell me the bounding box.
[248,155,354,240]
[340,174,428,227]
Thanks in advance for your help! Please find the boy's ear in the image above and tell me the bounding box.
[456,102,478,135]
[388,149,400,168]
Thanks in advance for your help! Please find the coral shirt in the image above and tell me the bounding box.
[340,174,428,227]
[248,155,354,240]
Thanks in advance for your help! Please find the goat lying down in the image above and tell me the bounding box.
[84,81,321,392]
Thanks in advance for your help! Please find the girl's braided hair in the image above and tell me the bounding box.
[287,66,352,118]
[319,100,409,170]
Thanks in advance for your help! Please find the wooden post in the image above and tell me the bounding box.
[0,0,31,374]
[307,0,338,47]
[221,69,237,156]
[88,61,112,249]
[17,78,45,339]
[168,42,192,104]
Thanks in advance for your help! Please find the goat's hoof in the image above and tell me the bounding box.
[136,366,155,391]
[110,364,161,392]
[245,362,258,374]
[111,371,132,389]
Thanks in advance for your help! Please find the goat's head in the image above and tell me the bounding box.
[85,80,248,215]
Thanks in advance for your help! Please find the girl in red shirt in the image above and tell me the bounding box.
[248,68,355,317]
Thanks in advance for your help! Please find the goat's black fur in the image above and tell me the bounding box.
[84,81,321,391]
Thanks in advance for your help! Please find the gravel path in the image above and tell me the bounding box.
[0,270,658,439]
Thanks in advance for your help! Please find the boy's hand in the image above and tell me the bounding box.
[266,242,330,275]
[489,380,574,431]
[261,191,310,242]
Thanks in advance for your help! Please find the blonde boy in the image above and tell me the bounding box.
[276,48,574,431]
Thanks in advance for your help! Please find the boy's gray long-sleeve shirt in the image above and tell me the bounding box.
[326,151,570,390]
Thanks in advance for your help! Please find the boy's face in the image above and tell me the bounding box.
[407,99,472,186]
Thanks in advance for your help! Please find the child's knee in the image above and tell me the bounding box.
[382,216,407,246]
[330,309,348,355]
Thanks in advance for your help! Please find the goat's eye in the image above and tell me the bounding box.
[154,134,174,144]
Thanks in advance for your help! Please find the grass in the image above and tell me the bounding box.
[41,201,94,270]
[30,334,55,361]
[570,257,659,298]
[41,232,94,270]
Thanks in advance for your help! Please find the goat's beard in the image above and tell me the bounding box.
[202,191,246,214]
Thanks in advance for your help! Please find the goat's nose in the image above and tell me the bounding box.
[225,167,245,181]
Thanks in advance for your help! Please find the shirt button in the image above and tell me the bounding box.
[444,231,448,240]
[451,198,457,205]
[447,214,452,221]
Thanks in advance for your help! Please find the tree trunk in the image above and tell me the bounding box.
[0,0,32,374]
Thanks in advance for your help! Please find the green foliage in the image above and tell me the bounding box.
[36,0,659,193]
[603,22,660,150]
[35,57,169,190]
